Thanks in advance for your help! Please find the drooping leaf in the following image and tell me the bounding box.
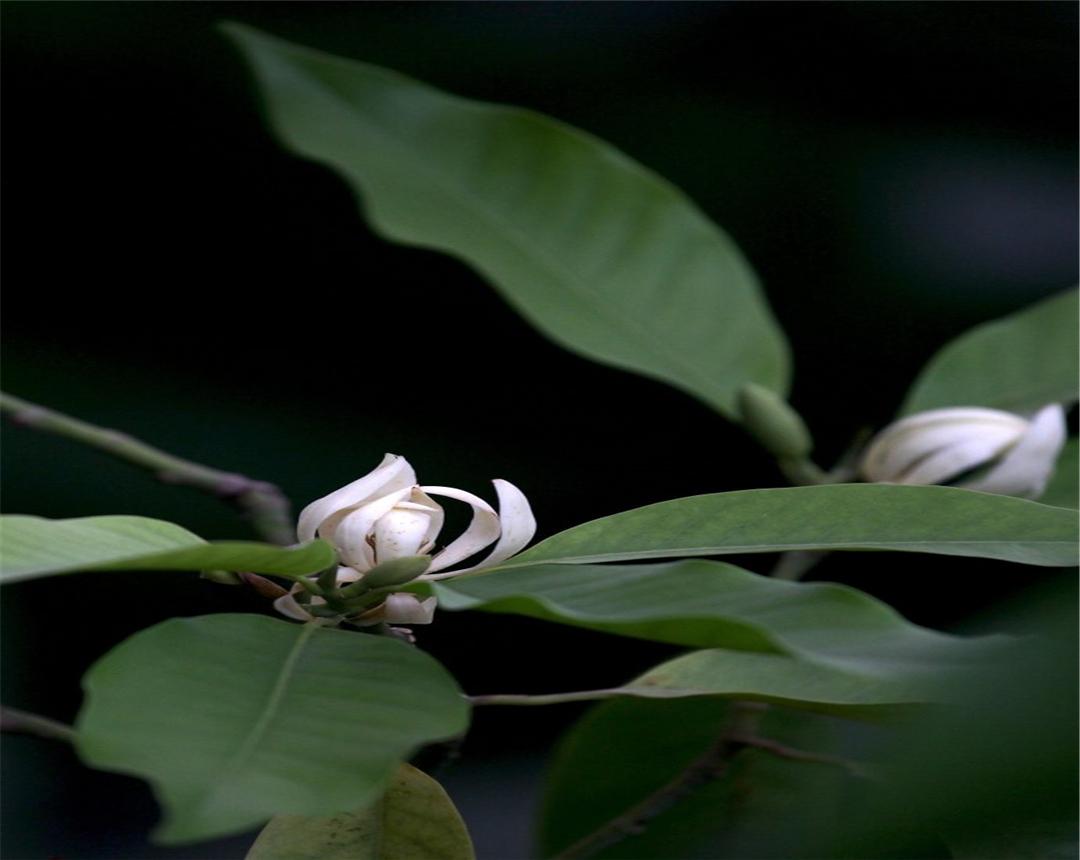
[1038,438,1078,510]
[0,515,334,583]
[901,288,1079,415]
[538,698,879,859]
[75,614,469,844]
[430,560,1004,678]
[223,23,790,420]
[245,764,474,860]
[494,484,1079,569]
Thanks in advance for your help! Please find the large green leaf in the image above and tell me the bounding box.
[495,484,1078,569]
[0,515,334,582]
[538,698,871,859]
[901,288,1079,415]
[75,614,469,844]
[224,24,789,419]
[245,764,474,860]
[430,560,1003,678]
[1039,438,1078,510]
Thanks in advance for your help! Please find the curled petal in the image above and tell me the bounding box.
[296,454,416,542]
[861,408,1025,483]
[333,487,413,571]
[421,485,501,573]
[273,592,314,622]
[409,488,446,553]
[898,433,1020,485]
[433,479,537,577]
[963,404,1067,498]
[351,593,439,626]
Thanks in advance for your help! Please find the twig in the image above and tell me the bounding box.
[0,392,295,545]
[552,702,766,860]
[726,733,870,779]
[0,705,77,744]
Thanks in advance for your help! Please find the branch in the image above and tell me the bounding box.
[1,705,76,744]
[552,702,767,860]
[0,392,295,545]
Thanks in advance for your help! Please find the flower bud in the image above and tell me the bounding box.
[355,555,432,591]
[736,384,813,460]
[860,404,1066,498]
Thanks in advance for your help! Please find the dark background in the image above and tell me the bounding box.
[2,3,1077,858]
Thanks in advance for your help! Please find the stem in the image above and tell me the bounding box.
[768,428,872,583]
[0,392,295,545]
[469,688,623,707]
[777,456,829,486]
[0,706,77,744]
[769,549,830,582]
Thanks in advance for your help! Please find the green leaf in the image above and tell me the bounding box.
[538,698,866,859]
[223,24,790,419]
[617,648,925,716]
[430,560,1004,678]
[498,484,1079,569]
[901,288,1079,415]
[75,614,469,844]
[0,515,335,583]
[1038,438,1078,509]
[245,764,474,860]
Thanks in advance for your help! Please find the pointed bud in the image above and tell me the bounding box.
[737,384,813,460]
[360,555,432,591]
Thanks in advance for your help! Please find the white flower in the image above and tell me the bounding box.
[275,454,536,625]
[860,404,1066,498]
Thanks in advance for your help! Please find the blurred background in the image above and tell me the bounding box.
[2,2,1077,857]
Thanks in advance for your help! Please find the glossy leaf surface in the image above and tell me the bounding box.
[76,615,469,844]
[246,764,474,860]
[432,560,1004,677]
[0,515,334,582]
[225,24,789,419]
[901,288,1079,415]
[499,484,1079,569]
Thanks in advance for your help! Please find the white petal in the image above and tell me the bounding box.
[420,485,501,573]
[861,408,1025,483]
[962,404,1068,498]
[374,507,434,562]
[334,565,362,586]
[296,454,416,543]
[381,593,438,625]
[351,593,438,626]
[333,487,413,571]
[409,488,445,552]
[438,479,537,576]
[898,434,1017,485]
[273,593,313,622]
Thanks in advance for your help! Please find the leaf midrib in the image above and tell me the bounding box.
[185,621,318,819]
